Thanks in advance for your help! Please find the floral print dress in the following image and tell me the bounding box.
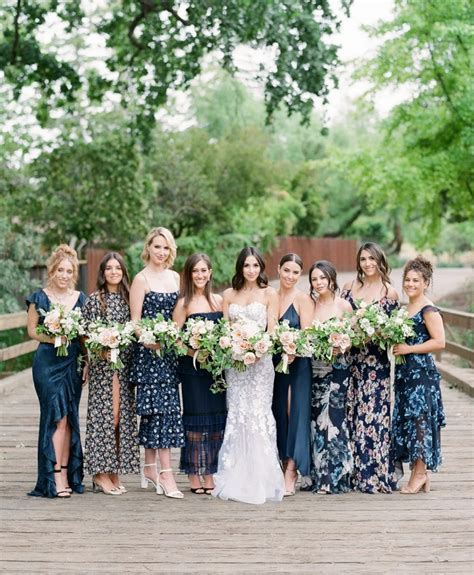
[392,305,446,474]
[82,292,140,476]
[342,291,398,493]
[310,357,353,494]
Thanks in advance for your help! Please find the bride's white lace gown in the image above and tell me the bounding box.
[212,302,285,504]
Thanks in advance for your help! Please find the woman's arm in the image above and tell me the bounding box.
[394,310,445,355]
[222,289,232,321]
[266,288,279,333]
[172,299,187,329]
[27,304,56,344]
[129,274,146,323]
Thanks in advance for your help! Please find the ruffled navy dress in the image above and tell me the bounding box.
[178,312,227,476]
[26,289,86,498]
[392,305,446,473]
[272,304,312,476]
[130,291,184,449]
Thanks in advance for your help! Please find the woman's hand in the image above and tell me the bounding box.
[144,342,161,351]
[100,349,112,361]
[393,343,411,356]
[287,354,296,365]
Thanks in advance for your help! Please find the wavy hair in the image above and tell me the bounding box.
[46,244,79,289]
[232,247,268,291]
[140,227,177,268]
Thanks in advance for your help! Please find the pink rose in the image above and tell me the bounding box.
[283,342,297,355]
[279,331,294,345]
[255,339,269,356]
[243,352,256,365]
[219,336,231,349]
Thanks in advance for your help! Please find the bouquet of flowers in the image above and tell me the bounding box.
[348,300,389,348]
[181,317,232,394]
[227,317,273,372]
[306,317,353,363]
[85,320,136,370]
[36,304,85,357]
[271,320,314,373]
[376,307,415,364]
[137,315,184,357]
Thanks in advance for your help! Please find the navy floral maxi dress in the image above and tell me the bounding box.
[310,358,353,493]
[342,291,398,493]
[392,305,446,475]
[131,291,184,449]
[26,289,86,498]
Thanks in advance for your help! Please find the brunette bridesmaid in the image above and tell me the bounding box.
[173,253,227,494]
[341,242,399,493]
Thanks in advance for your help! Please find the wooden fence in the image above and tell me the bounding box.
[265,237,357,278]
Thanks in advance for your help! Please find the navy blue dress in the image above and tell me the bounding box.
[178,312,227,475]
[130,291,184,449]
[26,289,85,498]
[310,357,353,494]
[392,305,446,473]
[342,290,398,493]
[272,304,312,476]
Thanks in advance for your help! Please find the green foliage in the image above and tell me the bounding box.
[0,1,352,132]
[349,0,474,243]
[12,126,150,250]
[0,216,41,313]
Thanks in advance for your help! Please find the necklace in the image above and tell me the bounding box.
[50,289,70,303]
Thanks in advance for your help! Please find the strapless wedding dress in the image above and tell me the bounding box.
[212,302,285,504]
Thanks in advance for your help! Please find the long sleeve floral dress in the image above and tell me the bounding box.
[82,292,140,476]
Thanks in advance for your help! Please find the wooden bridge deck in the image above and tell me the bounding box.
[0,380,473,574]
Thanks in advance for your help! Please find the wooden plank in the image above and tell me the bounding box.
[0,340,38,362]
[439,307,474,330]
[445,340,474,363]
[0,311,27,331]
[437,362,474,397]
[0,374,472,573]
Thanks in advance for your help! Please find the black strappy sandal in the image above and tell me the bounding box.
[202,487,214,495]
[190,487,206,494]
[61,465,72,493]
[54,469,71,498]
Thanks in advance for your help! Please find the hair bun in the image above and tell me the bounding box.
[53,244,78,260]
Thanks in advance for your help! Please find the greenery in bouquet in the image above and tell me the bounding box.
[85,320,136,370]
[137,315,185,357]
[376,307,415,364]
[347,300,389,348]
[306,317,353,363]
[36,304,85,357]
[272,320,314,374]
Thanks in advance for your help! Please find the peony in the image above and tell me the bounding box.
[98,328,120,348]
[279,331,294,345]
[44,310,61,332]
[219,336,232,349]
[254,339,270,356]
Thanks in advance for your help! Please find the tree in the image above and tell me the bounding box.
[9,126,151,250]
[349,0,473,244]
[0,1,352,131]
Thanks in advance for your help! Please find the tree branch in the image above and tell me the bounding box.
[428,44,461,120]
[324,206,364,237]
[10,0,22,65]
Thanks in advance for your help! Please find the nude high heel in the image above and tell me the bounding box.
[140,463,163,494]
[400,472,430,494]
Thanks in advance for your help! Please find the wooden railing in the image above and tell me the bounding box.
[0,307,473,394]
[0,311,38,363]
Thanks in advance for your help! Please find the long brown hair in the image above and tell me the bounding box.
[356,242,391,292]
[181,253,217,310]
[96,252,130,314]
[232,247,268,291]
[308,260,338,303]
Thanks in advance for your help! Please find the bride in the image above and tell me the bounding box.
[212,247,285,504]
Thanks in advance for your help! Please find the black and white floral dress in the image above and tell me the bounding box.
[82,292,140,476]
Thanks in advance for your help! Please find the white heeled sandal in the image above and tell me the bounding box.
[158,468,184,499]
[140,463,163,494]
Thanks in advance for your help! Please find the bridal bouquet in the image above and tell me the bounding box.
[85,320,136,370]
[181,318,232,393]
[271,321,314,373]
[307,317,353,363]
[137,315,184,357]
[36,304,85,357]
[376,307,415,364]
[348,300,389,348]
[227,318,273,372]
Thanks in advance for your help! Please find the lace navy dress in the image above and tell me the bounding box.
[342,290,398,493]
[392,305,446,474]
[130,291,184,449]
[178,312,227,476]
[26,289,86,498]
[272,303,312,476]
[310,354,353,494]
